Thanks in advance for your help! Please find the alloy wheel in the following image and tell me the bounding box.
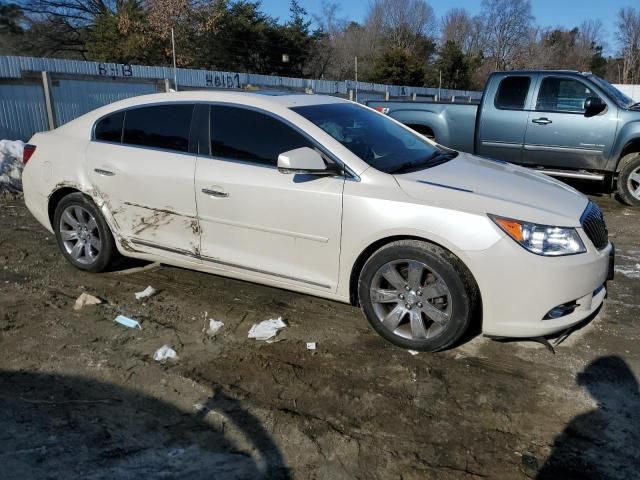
[59,205,102,265]
[628,166,640,200]
[369,259,452,340]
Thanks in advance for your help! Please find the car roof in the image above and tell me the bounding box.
[106,90,350,110]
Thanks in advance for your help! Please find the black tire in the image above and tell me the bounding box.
[616,153,640,207]
[358,240,477,352]
[53,192,118,273]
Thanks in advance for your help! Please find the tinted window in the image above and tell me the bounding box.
[210,106,312,166]
[536,77,597,112]
[95,111,124,142]
[123,104,194,152]
[495,76,531,110]
[293,103,443,173]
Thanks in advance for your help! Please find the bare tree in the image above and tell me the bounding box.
[367,0,436,52]
[441,8,470,51]
[617,7,640,84]
[441,8,487,57]
[480,0,534,70]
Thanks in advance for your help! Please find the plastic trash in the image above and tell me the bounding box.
[114,315,142,329]
[206,319,224,336]
[135,285,157,301]
[248,317,287,341]
[306,342,317,350]
[153,345,178,361]
[73,292,102,311]
[408,350,419,356]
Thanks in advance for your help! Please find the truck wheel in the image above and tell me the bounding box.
[616,153,640,207]
[358,240,477,352]
[53,192,118,273]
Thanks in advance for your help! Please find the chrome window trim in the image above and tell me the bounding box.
[90,99,361,181]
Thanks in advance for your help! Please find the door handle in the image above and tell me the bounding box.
[94,168,115,176]
[201,188,228,198]
[532,117,552,125]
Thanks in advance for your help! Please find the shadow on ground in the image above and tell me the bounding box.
[537,356,640,479]
[0,371,290,480]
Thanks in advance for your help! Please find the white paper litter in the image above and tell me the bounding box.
[0,139,25,192]
[306,342,317,350]
[248,317,287,341]
[206,319,224,336]
[408,350,419,356]
[135,285,157,300]
[153,345,178,361]
[73,292,102,311]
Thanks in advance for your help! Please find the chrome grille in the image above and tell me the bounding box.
[581,201,608,250]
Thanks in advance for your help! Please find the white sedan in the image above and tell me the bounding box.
[22,91,613,351]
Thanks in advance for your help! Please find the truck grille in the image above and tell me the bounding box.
[581,201,608,250]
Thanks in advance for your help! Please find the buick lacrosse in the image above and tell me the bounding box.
[22,91,614,351]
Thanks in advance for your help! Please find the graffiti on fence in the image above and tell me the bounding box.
[205,72,242,89]
[98,63,133,77]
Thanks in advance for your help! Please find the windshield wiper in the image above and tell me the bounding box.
[629,102,640,109]
[389,151,458,174]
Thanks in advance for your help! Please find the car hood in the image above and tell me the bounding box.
[394,152,589,227]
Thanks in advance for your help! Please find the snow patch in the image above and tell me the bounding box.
[0,139,25,192]
[615,263,640,279]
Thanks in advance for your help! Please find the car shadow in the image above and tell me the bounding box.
[536,356,640,479]
[0,370,291,479]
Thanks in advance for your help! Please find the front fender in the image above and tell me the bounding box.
[608,117,640,171]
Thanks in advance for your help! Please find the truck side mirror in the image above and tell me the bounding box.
[584,96,606,117]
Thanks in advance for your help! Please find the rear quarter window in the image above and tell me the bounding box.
[495,76,531,110]
[94,111,124,143]
[122,104,194,152]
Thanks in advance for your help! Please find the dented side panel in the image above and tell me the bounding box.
[84,141,200,259]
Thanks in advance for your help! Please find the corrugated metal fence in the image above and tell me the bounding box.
[0,55,482,141]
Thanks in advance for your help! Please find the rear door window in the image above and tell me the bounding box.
[94,111,124,143]
[536,77,597,113]
[209,105,312,166]
[495,76,531,110]
[122,104,194,152]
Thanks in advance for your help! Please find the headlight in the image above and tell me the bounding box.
[489,215,586,256]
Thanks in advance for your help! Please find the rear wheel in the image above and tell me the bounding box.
[53,193,118,272]
[616,153,640,207]
[358,240,477,352]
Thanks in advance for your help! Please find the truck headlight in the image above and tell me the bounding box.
[489,215,586,256]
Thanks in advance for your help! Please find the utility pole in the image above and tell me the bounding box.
[438,69,442,101]
[171,27,178,91]
[355,56,358,103]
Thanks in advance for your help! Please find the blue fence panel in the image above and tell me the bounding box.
[0,81,49,141]
[52,78,160,127]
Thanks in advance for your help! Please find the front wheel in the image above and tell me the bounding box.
[358,240,477,352]
[616,153,640,207]
[53,192,118,273]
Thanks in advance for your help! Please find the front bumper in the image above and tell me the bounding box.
[464,232,612,338]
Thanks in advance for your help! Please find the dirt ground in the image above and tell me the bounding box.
[1,191,639,480]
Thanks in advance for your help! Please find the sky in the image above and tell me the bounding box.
[260,0,633,55]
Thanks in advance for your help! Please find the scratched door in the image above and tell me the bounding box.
[86,103,201,257]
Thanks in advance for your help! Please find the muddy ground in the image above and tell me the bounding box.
[1,191,639,479]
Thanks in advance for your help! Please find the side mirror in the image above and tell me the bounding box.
[584,96,606,117]
[278,147,336,175]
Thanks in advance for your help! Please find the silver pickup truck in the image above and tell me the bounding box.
[368,70,640,206]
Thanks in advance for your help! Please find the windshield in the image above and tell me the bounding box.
[292,103,449,173]
[588,74,635,108]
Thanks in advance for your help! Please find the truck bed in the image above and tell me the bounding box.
[367,100,478,153]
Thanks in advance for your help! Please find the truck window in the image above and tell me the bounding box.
[536,77,597,113]
[495,76,531,110]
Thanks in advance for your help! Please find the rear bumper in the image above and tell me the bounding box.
[465,233,611,338]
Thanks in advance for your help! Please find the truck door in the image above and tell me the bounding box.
[476,74,536,164]
[522,75,617,170]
